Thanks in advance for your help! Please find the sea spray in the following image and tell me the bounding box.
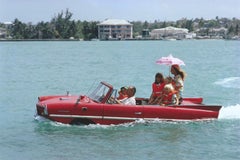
[218,104,240,119]
[214,77,240,89]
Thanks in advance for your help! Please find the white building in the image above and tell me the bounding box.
[209,27,227,38]
[97,19,133,40]
[0,22,13,39]
[150,26,189,39]
[185,33,196,39]
[0,27,7,38]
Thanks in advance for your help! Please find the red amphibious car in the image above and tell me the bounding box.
[36,82,222,125]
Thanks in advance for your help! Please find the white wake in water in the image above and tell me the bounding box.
[219,104,240,119]
[214,77,240,88]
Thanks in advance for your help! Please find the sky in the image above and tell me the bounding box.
[0,0,240,23]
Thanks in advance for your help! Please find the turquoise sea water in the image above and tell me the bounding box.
[0,40,240,160]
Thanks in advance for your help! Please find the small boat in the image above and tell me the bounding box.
[36,82,222,125]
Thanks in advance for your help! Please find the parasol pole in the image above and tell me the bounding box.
[169,66,171,77]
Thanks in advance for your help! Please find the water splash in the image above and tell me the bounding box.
[219,104,240,119]
[214,77,240,88]
[34,115,49,122]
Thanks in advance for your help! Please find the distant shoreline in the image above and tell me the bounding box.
[0,38,238,42]
[0,39,81,42]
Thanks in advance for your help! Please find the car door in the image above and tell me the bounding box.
[72,102,104,125]
[103,104,143,125]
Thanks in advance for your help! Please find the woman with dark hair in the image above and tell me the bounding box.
[148,72,165,104]
[170,64,186,104]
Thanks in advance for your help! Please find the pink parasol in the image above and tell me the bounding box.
[156,54,185,66]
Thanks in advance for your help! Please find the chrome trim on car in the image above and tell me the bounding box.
[103,116,138,121]
[49,114,102,119]
[49,114,139,121]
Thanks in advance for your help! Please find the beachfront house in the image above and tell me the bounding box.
[0,28,7,39]
[209,27,228,39]
[97,19,133,40]
[0,22,13,39]
[150,26,189,40]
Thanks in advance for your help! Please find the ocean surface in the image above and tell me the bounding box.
[0,40,239,160]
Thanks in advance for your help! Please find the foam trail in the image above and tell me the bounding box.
[219,104,240,119]
[214,77,240,88]
[34,115,48,122]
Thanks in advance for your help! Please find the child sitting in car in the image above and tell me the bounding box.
[159,84,178,106]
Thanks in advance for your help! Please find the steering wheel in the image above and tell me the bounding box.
[107,97,117,104]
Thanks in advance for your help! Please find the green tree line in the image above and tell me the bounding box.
[1,9,239,40]
[7,9,98,40]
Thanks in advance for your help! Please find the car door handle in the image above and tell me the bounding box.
[135,112,142,115]
[82,107,88,111]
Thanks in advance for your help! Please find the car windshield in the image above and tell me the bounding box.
[88,83,111,102]
[106,89,118,104]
